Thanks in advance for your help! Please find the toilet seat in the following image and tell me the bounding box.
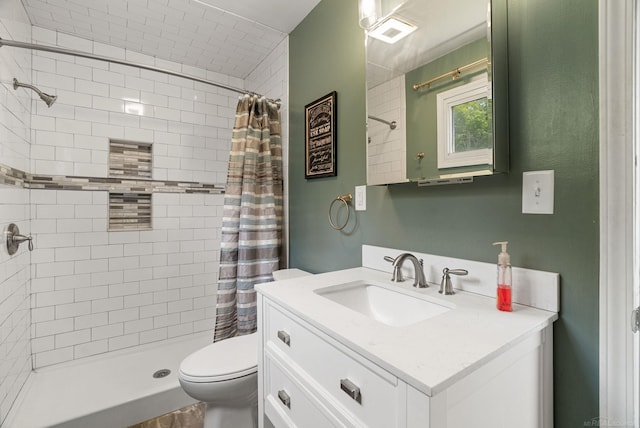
[179,334,257,383]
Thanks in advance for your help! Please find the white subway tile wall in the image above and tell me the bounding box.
[367,75,407,185]
[29,25,241,183]
[0,187,31,425]
[0,0,32,424]
[30,190,224,367]
[0,0,31,173]
[26,26,237,367]
[26,29,288,368]
[0,1,288,419]
[21,0,287,80]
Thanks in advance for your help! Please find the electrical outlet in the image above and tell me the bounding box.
[355,185,367,211]
[522,170,554,214]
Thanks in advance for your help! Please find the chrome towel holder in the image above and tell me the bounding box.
[6,223,33,255]
[328,194,352,230]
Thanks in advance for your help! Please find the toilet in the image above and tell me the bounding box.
[178,333,258,428]
[178,269,312,428]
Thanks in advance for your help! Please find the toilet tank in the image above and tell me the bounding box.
[272,268,313,281]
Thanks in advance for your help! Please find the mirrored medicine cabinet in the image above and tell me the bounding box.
[365,0,508,186]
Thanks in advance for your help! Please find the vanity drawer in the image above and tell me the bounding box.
[264,354,341,428]
[265,301,400,428]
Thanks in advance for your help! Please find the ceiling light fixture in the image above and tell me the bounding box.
[368,17,417,44]
[358,0,381,29]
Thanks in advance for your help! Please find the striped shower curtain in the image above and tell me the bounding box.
[213,94,283,342]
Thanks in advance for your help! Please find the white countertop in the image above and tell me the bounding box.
[256,267,558,397]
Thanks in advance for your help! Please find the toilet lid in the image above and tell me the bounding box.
[179,333,257,382]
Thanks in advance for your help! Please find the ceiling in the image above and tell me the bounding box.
[19,0,321,79]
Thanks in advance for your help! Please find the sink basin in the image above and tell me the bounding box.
[314,280,452,327]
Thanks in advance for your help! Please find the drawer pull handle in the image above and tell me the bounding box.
[278,389,291,409]
[277,330,290,346]
[340,378,362,404]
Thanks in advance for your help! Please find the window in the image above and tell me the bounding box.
[436,75,493,169]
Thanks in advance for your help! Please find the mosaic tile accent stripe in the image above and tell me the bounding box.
[0,162,224,194]
[0,164,29,188]
[109,192,152,231]
[109,140,153,179]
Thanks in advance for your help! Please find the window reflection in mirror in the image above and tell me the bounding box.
[437,75,492,169]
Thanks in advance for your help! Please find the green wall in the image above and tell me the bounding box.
[289,0,599,426]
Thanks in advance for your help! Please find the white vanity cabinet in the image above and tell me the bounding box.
[257,294,554,428]
[260,298,404,428]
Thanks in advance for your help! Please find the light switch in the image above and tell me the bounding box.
[522,170,554,214]
[355,185,367,211]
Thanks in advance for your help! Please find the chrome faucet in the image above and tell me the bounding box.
[385,253,428,288]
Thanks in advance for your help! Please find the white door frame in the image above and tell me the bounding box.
[599,0,636,423]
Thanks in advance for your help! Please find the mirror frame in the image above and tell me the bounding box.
[365,0,509,185]
[491,0,509,176]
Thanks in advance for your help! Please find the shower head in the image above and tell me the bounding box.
[12,78,57,107]
[38,92,57,107]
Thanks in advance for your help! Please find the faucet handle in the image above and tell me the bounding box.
[384,256,395,263]
[439,268,468,295]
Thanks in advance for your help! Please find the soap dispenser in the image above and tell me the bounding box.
[493,241,512,312]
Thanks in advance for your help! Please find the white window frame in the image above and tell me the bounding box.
[436,74,492,169]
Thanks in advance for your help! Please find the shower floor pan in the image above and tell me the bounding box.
[4,332,211,428]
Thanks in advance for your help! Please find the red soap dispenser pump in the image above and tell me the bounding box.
[493,241,512,312]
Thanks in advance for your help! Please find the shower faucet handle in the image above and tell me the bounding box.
[6,223,33,255]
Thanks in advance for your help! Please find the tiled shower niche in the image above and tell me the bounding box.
[109,140,152,179]
[108,192,152,231]
[108,140,152,231]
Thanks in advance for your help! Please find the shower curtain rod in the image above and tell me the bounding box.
[0,37,279,102]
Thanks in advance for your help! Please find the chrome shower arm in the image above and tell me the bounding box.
[13,78,41,95]
[12,78,57,107]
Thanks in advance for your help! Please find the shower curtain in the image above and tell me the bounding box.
[213,94,283,342]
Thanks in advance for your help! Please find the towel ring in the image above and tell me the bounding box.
[328,194,352,230]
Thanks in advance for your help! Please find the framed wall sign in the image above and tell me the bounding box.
[305,91,337,179]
